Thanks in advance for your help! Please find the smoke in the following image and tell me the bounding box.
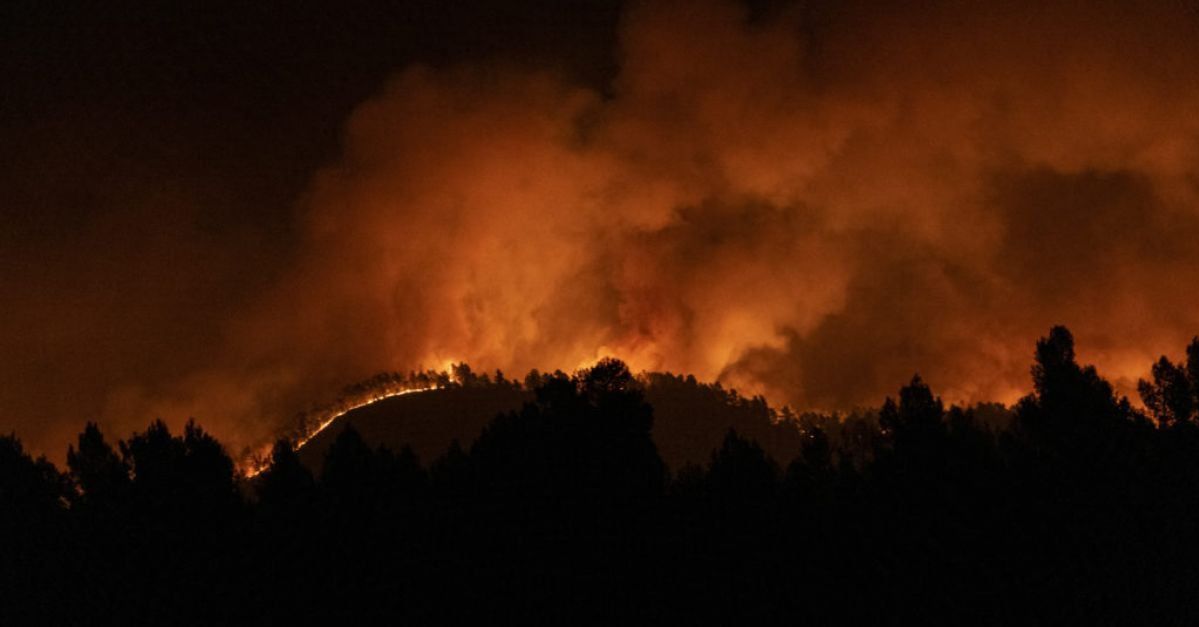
[12,0,1199,456]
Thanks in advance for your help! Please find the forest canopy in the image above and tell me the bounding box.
[2,327,1198,623]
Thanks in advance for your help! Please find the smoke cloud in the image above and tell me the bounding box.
[9,0,1199,456]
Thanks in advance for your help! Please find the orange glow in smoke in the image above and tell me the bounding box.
[60,0,1199,463]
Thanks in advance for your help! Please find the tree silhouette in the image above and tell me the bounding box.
[469,358,664,503]
[320,423,381,509]
[430,438,470,497]
[1032,326,1127,421]
[120,419,239,518]
[180,419,240,510]
[1017,325,1138,455]
[4,327,1199,623]
[256,439,314,510]
[784,425,834,501]
[374,443,427,505]
[0,433,68,517]
[119,419,183,501]
[1188,338,1199,403]
[1138,340,1199,427]
[67,423,130,510]
[707,428,778,501]
[880,375,945,446]
[0,434,71,625]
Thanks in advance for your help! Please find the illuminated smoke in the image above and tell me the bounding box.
[48,0,1199,454]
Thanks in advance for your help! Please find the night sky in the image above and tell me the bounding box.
[5,0,1199,459]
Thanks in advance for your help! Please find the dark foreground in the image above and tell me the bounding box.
[4,327,1199,625]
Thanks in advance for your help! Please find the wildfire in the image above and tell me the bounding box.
[241,382,448,479]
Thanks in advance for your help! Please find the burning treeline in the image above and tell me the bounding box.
[9,329,1199,621]
[96,0,1199,456]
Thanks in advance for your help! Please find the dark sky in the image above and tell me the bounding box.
[5,0,1199,461]
[2,0,623,241]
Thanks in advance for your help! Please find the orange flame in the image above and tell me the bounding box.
[241,382,449,479]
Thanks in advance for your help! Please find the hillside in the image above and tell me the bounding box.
[294,371,911,472]
[296,383,530,471]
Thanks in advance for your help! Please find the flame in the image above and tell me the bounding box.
[241,381,450,479]
[294,385,440,451]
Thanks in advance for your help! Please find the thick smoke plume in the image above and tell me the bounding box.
[11,0,1199,455]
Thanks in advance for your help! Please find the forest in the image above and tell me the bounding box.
[3,326,1199,624]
